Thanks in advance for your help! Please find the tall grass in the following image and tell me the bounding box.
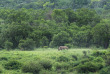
[0,48,103,74]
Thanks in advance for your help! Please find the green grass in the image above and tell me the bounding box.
[0,48,106,74]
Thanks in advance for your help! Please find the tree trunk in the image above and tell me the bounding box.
[104,39,109,49]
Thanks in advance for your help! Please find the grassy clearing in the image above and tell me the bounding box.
[0,48,107,74]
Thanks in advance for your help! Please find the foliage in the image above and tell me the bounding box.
[50,31,72,47]
[105,56,110,66]
[40,70,57,74]
[0,67,2,73]
[0,57,8,61]
[71,55,78,60]
[22,62,42,74]
[82,51,87,56]
[4,60,22,70]
[93,57,104,63]
[76,8,100,26]
[0,49,108,73]
[57,56,69,62]
[75,62,104,73]
[100,66,110,74]
[39,60,52,70]
[92,50,106,56]
[41,36,49,47]
[92,20,110,49]
[4,41,13,50]
[19,38,35,50]
[55,62,70,70]
[0,0,109,49]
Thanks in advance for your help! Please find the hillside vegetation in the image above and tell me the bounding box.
[0,0,110,74]
[0,0,110,50]
[0,49,110,74]
[0,7,110,49]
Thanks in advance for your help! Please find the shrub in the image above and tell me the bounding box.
[100,66,110,74]
[105,51,110,56]
[69,59,89,68]
[93,57,104,63]
[80,59,89,64]
[71,61,80,67]
[4,60,22,70]
[75,62,104,73]
[39,60,52,70]
[51,56,56,59]
[19,38,35,50]
[22,62,42,74]
[4,41,13,50]
[55,62,70,70]
[57,56,69,62]
[55,63,62,70]
[0,57,8,61]
[49,31,71,47]
[43,46,48,48]
[40,70,57,74]
[88,56,95,60]
[82,51,87,56]
[65,44,73,48]
[0,67,2,73]
[92,51,106,57]
[106,57,110,66]
[71,55,78,60]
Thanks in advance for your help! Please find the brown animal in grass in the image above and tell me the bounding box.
[58,46,68,50]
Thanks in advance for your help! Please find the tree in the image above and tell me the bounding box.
[18,38,35,50]
[7,8,31,24]
[70,0,90,9]
[64,9,77,24]
[50,31,72,47]
[52,9,68,23]
[73,25,92,47]
[41,36,49,47]
[0,24,32,48]
[76,8,100,26]
[4,41,13,50]
[92,20,110,48]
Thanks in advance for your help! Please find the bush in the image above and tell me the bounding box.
[43,46,48,48]
[71,61,80,67]
[55,62,70,70]
[4,41,13,50]
[80,59,89,64]
[71,55,78,60]
[100,66,110,74]
[57,56,69,62]
[82,51,87,56]
[93,57,104,63]
[4,60,22,70]
[65,44,73,48]
[22,62,42,74]
[106,57,110,66]
[75,62,104,73]
[0,57,8,61]
[19,38,35,50]
[40,70,57,74]
[39,60,52,70]
[0,67,2,73]
[92,51,106,57]
[49,31,71,47]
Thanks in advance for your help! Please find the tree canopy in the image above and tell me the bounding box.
[0,0,110,50]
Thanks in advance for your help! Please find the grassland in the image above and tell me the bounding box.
[0,48,108,74]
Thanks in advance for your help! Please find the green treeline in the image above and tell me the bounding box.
[0,0,110,10]
[0,0,110,50]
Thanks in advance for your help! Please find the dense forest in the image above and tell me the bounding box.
[0,0,110,50]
